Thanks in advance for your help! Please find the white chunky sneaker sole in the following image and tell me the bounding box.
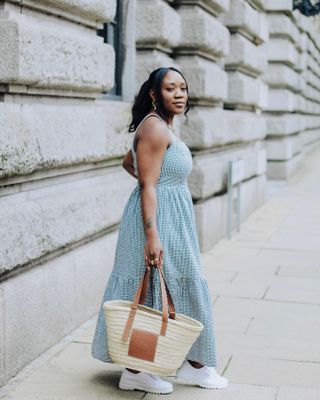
[119,381,173,394]
[174,376,228,390]
[198,380,229,390]
[119,372,173,395]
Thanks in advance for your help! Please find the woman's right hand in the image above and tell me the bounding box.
[144,234,163,267]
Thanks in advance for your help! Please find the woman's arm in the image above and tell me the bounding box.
[122,150,137,179]
[135,118,170,266]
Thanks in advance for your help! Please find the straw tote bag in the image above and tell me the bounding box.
[103,263,204,376]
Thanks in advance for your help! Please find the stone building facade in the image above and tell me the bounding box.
[0,0,319,386]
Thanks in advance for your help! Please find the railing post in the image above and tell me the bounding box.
[227,159,244,239]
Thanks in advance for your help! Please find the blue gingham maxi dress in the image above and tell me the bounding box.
[91,114,218,368]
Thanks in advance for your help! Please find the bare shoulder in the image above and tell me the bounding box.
[137,115,170,150]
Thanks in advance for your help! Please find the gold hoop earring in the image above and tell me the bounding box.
[152,99,157,111]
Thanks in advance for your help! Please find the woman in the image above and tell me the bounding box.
[91,67,228,394]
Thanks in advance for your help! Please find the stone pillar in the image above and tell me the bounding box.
[295,12,320,157]
[177,0,268,250]
[263,1,320,179]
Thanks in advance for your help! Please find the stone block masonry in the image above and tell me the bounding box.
[0,0,122,387]
[0,2,116,97]
[264,6,320,179]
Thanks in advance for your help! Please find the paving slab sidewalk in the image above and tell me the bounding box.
[1,145,320,400]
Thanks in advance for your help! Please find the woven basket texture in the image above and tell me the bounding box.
[104,300,203,376]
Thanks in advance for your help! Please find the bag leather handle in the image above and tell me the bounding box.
[157,265,176,319]
[139,264,175,318]
[121,263,176,342]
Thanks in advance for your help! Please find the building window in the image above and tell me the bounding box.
[97,0,123,97]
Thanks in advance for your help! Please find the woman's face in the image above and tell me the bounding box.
[159,70,188,115]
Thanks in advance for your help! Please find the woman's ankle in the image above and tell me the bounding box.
[187,360,204,369]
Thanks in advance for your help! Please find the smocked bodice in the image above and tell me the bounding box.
[130,133,193,188]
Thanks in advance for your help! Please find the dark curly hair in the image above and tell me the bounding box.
[128,67,189,132]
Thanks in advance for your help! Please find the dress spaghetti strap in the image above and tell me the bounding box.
[135,113,165,132]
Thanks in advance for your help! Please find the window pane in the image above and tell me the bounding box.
[97,0,122,97]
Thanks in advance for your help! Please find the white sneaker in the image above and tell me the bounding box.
[175,360,228,389]
[119,368,173,394]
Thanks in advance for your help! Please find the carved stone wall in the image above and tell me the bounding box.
[263,1,320,179]
[0,0,135,386]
